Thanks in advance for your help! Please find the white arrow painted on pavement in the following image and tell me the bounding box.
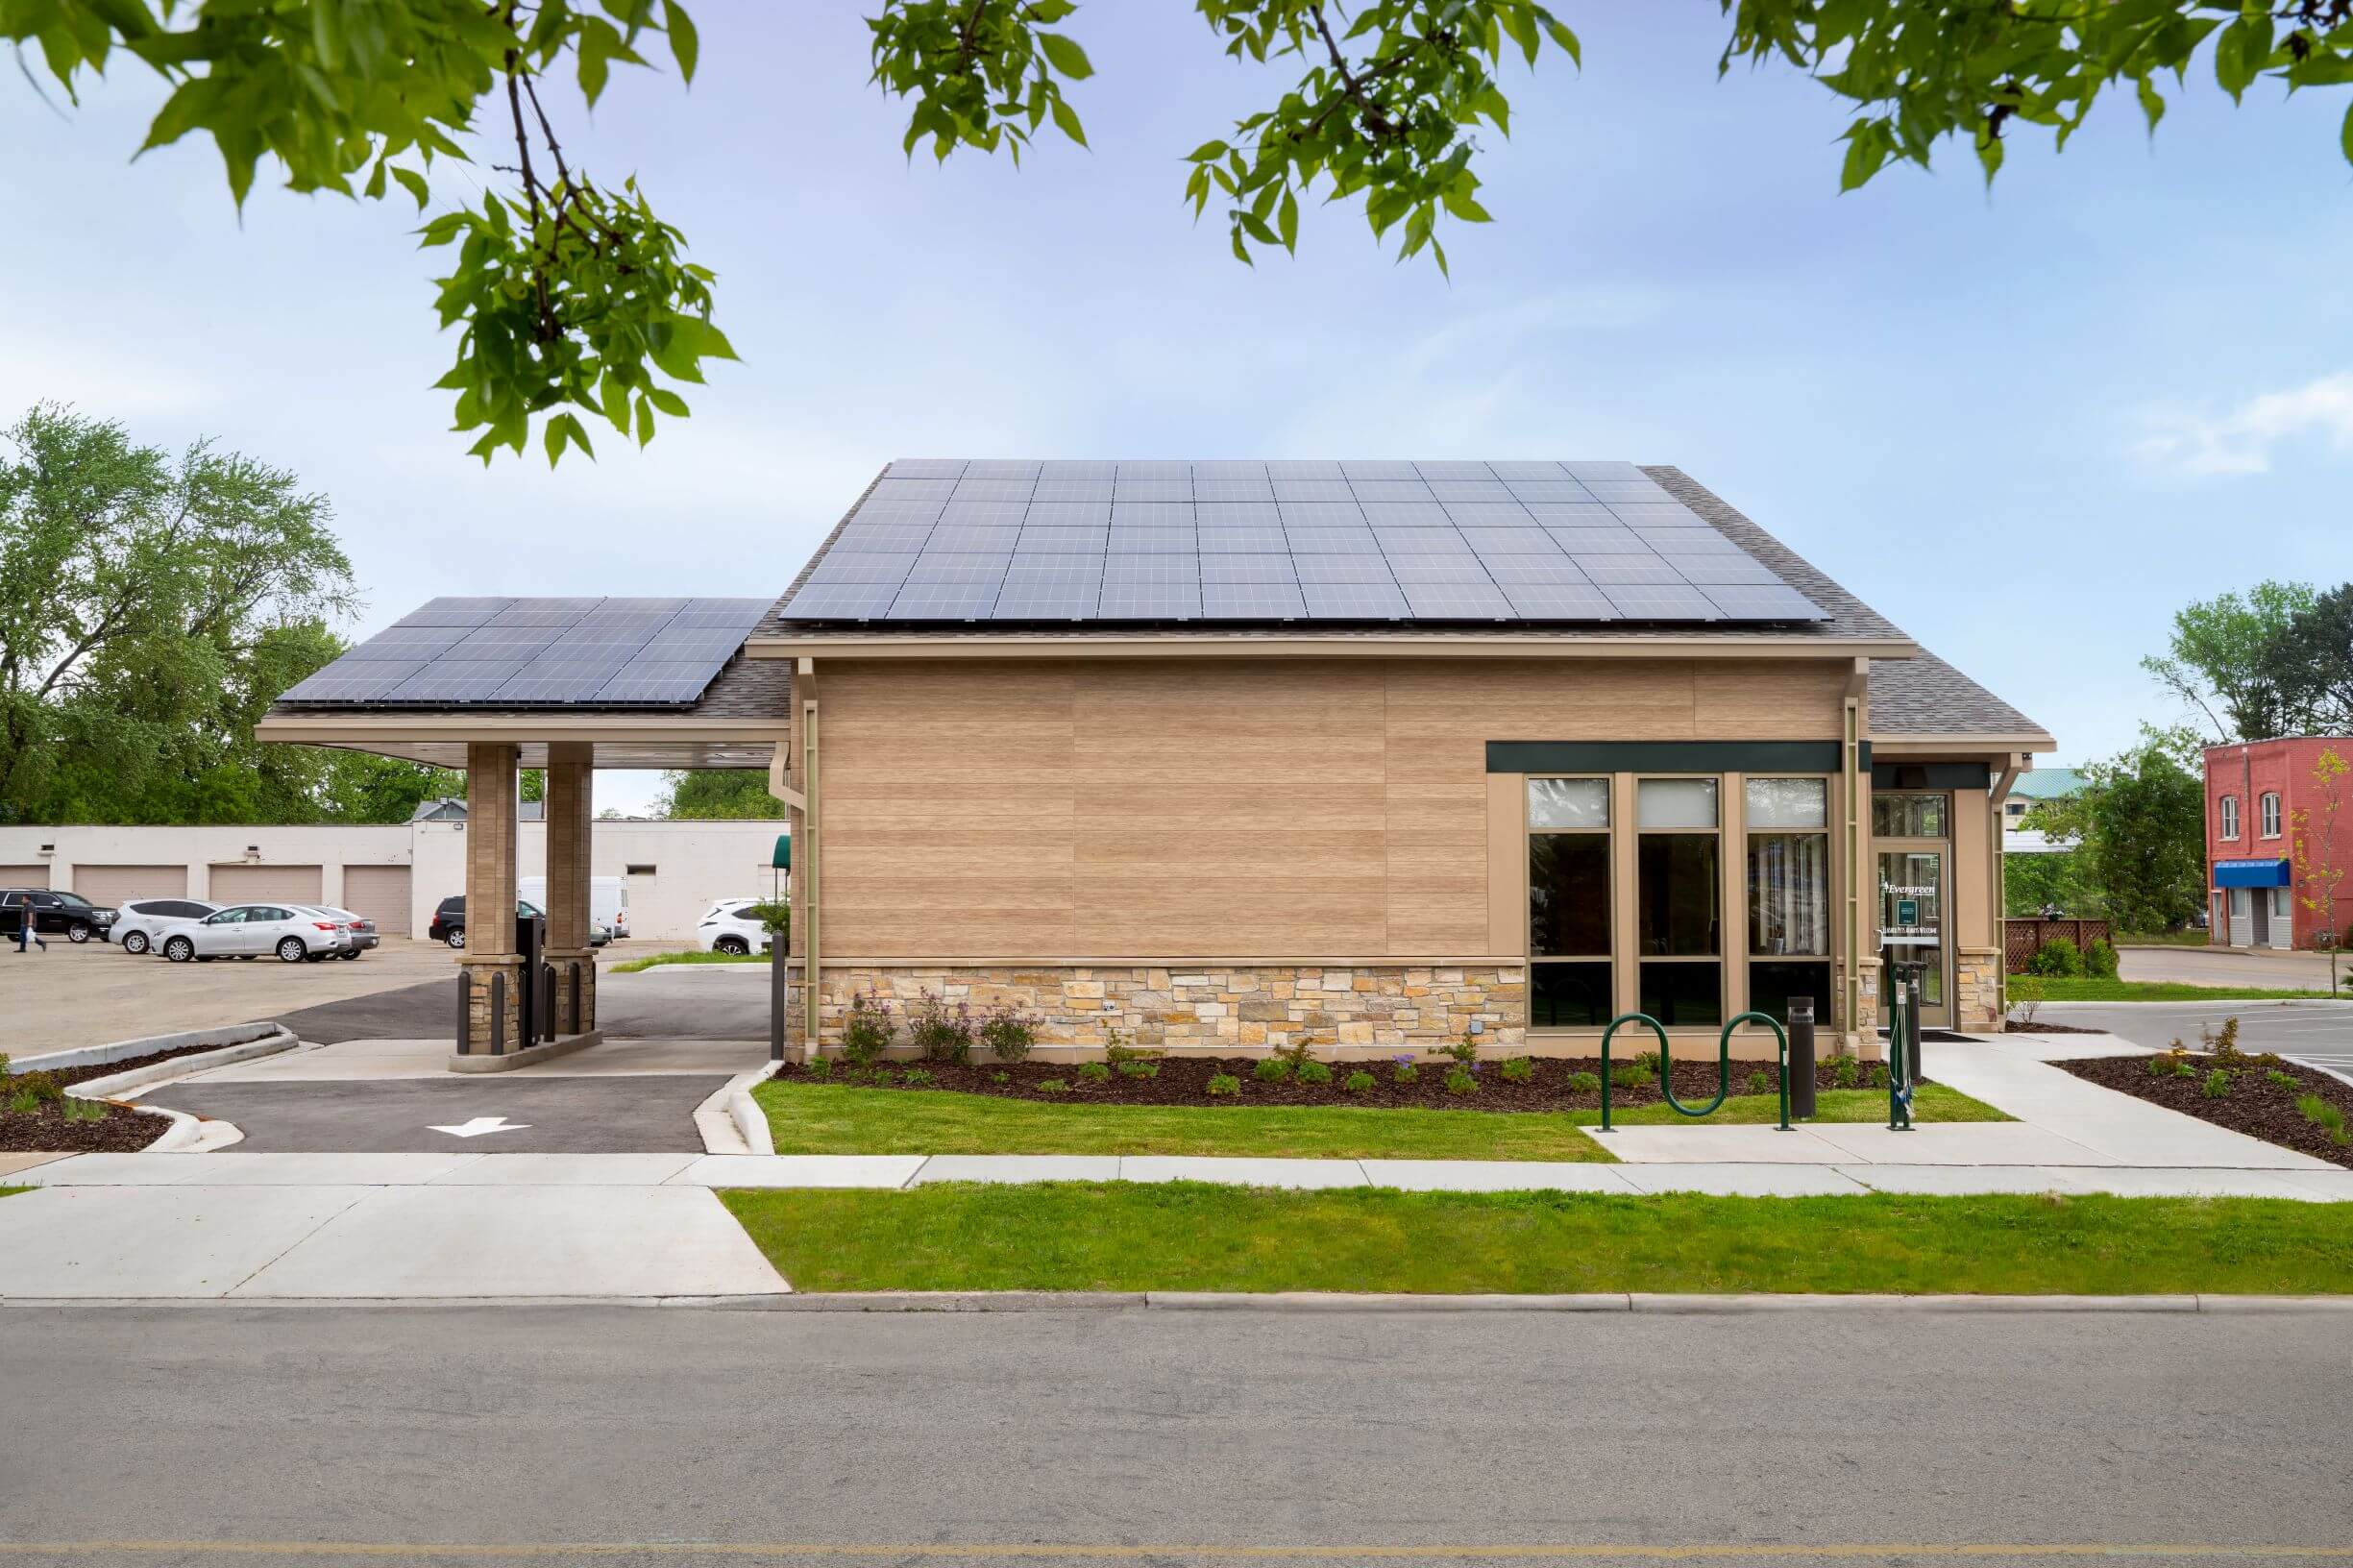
[429,1115,531,1139]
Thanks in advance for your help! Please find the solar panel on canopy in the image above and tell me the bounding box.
[278,597,771,710]
[771,460,1835,628]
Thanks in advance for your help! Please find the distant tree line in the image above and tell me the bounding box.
[0,404,458,826]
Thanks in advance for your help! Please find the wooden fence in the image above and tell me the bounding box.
[2004,917,2112,972]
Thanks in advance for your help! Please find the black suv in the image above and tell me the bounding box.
[428,894,544,950]
[0,888,119,943]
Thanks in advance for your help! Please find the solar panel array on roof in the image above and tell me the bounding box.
[278,597,772,708]
[777,461,1828,626]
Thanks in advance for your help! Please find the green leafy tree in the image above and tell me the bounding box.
[2142,581,2318,744]
[23,2,2353,461]
[655,769,788,821]
[0,404,444,825]
[2263,583,2353,734]
[2027,736,2208,933]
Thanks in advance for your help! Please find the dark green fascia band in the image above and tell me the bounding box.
[1486,740,1852,774]
[1871,759,1991,789]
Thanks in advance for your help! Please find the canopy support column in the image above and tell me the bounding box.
[545,741,597,1035]
[457,741,523,1052]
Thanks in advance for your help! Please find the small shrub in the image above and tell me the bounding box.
[8,1070,61,1104]
[899,1067,934,1087]
[1635,1050,1661,1080]
[1205,1072,1241,1098]
[990,1069,1011,1085]
[979,1004,1037,1064]
[2201,1068,2230,1100]
[6,1090,40,1115]
[2203,1017,2244,1064]
[0,1052,10,1077]
[803,1056,833,1081]
[1499,1057,1534,1083]
[62,1096,106,1122]
[1446,1030,1482,1067]
[1392,1062,1418,1085]
[1075,1061,1111,1084]
[1609,1065,1648,1090]
[1115,1060,1161,1079]
[1253,1056,1293,1083]
[1868,1063,1890,1089]
[1444,1066,1479,1095]
[1565,1070,1601,1092]
[907,990,975,1066]
[1296,1060,1334,1085]
[2146,1055,2172,1078]
[1038,1078,1071,1094]
[1832,1054,1859,1089]
[839,991,895,1068]
[1105,1028,1157,1070]
[2024,938,2085,978]
[1276,1038,1318,1073]
[1342,1070,1376,1094]
[2083,938,2120,980]
[2267,1069,2299,1089]
[1745,1069,1774,1096]
[868,1067,896,1087]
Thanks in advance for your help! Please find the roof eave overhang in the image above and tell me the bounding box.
[255,710,790,771]
[747,633,1920,662]
[1869,734,2054,755]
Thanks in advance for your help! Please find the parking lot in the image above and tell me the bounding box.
[2,938,692,1056]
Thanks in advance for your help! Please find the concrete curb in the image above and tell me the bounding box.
[16,1021,289,1075]
[31,1291,2344,1313]
[447,1029,603,1073]
[729,1062,780,1155]
[61,1028,299,1099]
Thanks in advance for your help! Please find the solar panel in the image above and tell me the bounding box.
[1115,478,1191,502]
[1203,582,1307,619]
[768,459,1832,628]
[282,597,772,708]
[1301,582,1409,619]
[1200,553,1299,583]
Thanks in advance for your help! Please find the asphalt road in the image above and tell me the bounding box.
[136,1075,730,1152]
[267,961,775,1042]
[2120,943,2349,991]
[2039,998,2353,1077]
[1,1304,2348,1566]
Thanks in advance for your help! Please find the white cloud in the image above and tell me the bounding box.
[2134,371,2353,478]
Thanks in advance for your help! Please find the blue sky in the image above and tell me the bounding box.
[6,6,2349,813]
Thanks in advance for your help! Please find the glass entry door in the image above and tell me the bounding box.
[1877,849,1949,1026]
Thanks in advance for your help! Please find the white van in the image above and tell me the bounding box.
[517,875,629,942]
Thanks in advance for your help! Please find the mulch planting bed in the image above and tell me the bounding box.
[0,1040,240,1154]
[2058,1051,2353,1170]
[796,1052,1915,1115]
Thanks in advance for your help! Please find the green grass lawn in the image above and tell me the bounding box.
[0,1186,26,1198]
[751,1079,2002,1160]
[2011,976,2341,1002]
[608,948,770,974]
[721,1183,2353,1295]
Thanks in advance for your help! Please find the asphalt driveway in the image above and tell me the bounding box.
[139,1074,730,1152]
[267,959,774,1043]
[2036,997,2353,1078]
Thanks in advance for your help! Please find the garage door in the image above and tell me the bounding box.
[0,864,49,890]
[73,864,187,907]
[208,864,323,905]
[340,865,412,936]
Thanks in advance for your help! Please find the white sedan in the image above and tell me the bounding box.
[159,904,352,965]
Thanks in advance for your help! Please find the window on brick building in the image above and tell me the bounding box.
[2220,796,2240,839]
[2260,793,2281,839]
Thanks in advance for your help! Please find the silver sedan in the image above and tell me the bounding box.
[159,904,352,965]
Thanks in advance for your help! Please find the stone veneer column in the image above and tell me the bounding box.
[457,742,523,1051]
[544,741,597,1035]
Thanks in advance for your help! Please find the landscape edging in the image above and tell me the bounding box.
[717,1290,2353,1314]
[15,1021,289,1075]
[59,1028,300,1099]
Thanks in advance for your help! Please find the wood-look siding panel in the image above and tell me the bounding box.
[1690,661,1845,738]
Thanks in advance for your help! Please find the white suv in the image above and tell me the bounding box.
[696,898,774,956]
[114,897,222,956]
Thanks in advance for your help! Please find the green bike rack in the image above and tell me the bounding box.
[1597,1010,1792,1133]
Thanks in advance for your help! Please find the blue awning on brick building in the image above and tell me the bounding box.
[2214,858,2291,889]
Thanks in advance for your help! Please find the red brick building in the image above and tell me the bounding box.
[2204,736,2352,949]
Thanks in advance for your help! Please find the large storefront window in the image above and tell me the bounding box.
[1746,776,1830,1025]
[1528,778,1611,1026]
[1636,777,1721,1026]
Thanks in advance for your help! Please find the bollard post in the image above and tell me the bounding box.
[455,969,471,1056]
[1788,997,1817,1120]
[769,942,786,1062]
[541,963,556,1043]
[490,970,506,1057]
[1906,978,1924,1085]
